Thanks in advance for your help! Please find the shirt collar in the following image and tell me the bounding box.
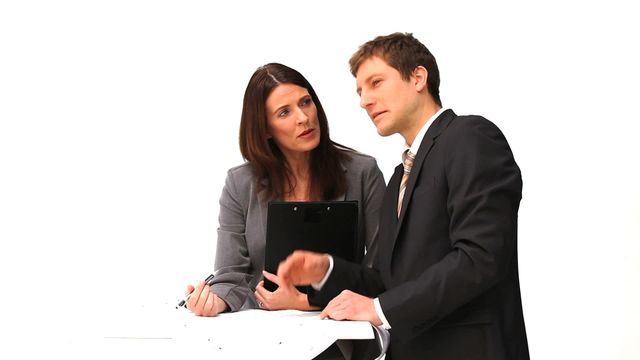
[403,107,447,156]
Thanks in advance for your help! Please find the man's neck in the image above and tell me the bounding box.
[403,103,442,146]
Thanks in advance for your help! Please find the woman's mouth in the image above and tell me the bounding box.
[298,129,315,138]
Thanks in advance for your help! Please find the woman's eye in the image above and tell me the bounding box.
[301,97,312,107]
[278,109,290,117]
[372,79,382,86]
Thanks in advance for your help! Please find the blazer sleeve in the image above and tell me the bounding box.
[308,256,386,306]
[361,157,386,267]
[210,169,254,311]
[378,117,523,338]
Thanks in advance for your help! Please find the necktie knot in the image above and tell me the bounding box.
[402,150,415,173]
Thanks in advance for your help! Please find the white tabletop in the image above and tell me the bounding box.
[98,302,374,359]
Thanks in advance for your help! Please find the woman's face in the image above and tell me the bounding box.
[265,83,321,159]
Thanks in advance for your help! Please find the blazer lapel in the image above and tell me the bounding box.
[392,110,457,249]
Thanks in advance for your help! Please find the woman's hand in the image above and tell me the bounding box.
[185,281,229,316]
[254,270,320,311]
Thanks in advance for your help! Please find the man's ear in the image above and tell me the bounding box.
[412,66,428,92]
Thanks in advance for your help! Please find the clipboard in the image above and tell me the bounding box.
[264,201,359,292]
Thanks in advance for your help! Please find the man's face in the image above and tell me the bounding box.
[355,56,421,138]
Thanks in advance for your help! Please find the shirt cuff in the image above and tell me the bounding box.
[373,297,392,330]
[311,255,333,290]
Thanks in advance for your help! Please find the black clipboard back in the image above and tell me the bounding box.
[263,201,359,292]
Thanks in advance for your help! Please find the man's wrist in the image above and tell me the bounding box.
[312,255,334,290]
[373,297,392,329]
[369,298,382,326]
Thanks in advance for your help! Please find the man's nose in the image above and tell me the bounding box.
[360,90,374,109]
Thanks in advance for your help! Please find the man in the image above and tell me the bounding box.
[277,32,529,359]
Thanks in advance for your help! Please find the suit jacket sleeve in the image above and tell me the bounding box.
[210,169,254,311]
[379,117,522,338]
[308,256,386,306]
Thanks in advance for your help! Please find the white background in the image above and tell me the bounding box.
[1,0,639,359]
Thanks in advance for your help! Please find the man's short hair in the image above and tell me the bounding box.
[349,32,442,107]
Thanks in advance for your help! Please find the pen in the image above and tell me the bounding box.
[176,274,216,309]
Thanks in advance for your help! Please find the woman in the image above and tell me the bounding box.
[185,63,385,316]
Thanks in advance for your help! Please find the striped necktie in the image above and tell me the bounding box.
[397,150,415,217]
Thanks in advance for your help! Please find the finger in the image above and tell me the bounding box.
[320,298,339,319]
[276,256,294,280]
[262,270,284,287]
[185,284,195,297]
[255,281,271,299]
[203,291,216,315]
[323,299,348,320]
[320,308,329,319]
[254,291,266,309]
[322,306,343,320]
[195,284,210,310]
[186,281,205,309]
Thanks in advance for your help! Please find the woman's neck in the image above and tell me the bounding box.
[283,152,312,201]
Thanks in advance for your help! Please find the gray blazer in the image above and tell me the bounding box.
[210,151,386,311]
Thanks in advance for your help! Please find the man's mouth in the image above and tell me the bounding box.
[371,111,386,121]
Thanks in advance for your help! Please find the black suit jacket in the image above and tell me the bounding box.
[309,110,529,360]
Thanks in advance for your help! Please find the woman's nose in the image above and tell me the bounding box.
[296,108,309,125]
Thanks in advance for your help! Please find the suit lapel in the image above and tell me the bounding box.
[391,110,457,252]
[387,164,404,225]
